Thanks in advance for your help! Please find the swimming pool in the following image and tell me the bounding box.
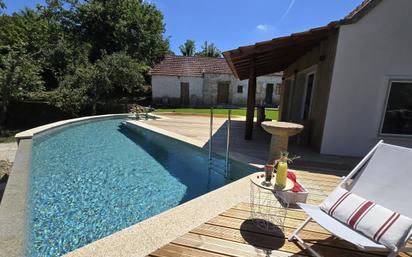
[27,118,255,256]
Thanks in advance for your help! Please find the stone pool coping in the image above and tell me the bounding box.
[0,139,31,257]
[15,114,131,141]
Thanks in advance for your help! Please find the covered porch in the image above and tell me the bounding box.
[223,22,339,152]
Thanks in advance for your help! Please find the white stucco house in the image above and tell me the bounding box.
[149,55,282,107]
[224,0,412,157]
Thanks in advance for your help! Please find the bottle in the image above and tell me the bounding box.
[276,161,288,188]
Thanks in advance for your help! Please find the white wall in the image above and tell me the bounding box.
[202,73,237,105]
[321,0,412,156]
[152,74,282,107]
[151,75,203,105]
[255,75,282,105]
[232,75,282,106]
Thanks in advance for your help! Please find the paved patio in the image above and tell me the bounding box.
[146,113,360,175]
[0,142,17,162]
[0,142,17,203]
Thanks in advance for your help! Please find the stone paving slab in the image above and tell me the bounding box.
[0,142,18,162]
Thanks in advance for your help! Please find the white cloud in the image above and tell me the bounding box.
[256,24,273,32]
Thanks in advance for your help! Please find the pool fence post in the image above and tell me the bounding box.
[209,107,213,163]
[225,109,231,178]
[207,107,213,189]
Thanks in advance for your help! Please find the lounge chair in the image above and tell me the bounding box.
[288,140,412,257]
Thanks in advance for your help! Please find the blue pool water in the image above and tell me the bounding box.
[27,118,255,256]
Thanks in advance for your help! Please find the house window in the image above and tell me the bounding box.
[275,83,281,95]
[237,85,243,93]
[381,81,412,135]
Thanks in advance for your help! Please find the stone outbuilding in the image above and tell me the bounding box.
[149,55,282,107]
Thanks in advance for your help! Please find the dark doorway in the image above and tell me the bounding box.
[302,73,315,120]
[265,83,274,104]
[180,82,190,106]
[217,83,229,104]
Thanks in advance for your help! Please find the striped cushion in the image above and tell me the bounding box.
[320,187,412,251]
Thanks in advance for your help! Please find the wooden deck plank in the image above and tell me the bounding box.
[190,223,385,257]
[148,167,411,257]
[150,202,411,257]
[149,243,229,257]
[293,171,341,181]
[233,205,412,248]
[174,231,383,257]
[173,232,306,257]
[208,213,330,234]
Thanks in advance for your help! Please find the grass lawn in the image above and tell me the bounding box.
[155,108,279,120]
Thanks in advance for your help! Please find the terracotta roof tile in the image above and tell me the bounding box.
[150,55,233,77]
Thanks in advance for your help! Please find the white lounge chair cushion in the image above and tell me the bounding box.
[320,187,412,251]
[298,203,385,250]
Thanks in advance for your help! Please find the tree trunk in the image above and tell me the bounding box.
[91,101,97,115]
[0,99,8,127]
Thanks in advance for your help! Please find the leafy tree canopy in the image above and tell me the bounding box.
[0,1,5,14]
[0,0,169,121]
[74,0,169,64]
[0,50,44,122]
[195,41,222,58]
[53,52,147,115]
[179,39,196,56]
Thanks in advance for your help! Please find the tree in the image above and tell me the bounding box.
[52,52,147,115]
[0,0,170,119]
[50,66,90,116]
[88,52,147,114]
[74,0,169,64]
[179,39,196,56]
[0,0,5,14]
[0,50,44,124]
[36,1,90,90]
[0,11,46,124]
[195,41,222,57]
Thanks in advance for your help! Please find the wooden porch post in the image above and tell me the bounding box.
[245,61,256,140]
[278,78,285,121]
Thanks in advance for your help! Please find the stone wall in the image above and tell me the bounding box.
[202,73,237,106]
[151,73,282,107]
[151,75,203,107]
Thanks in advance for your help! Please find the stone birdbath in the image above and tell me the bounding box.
[261,121,304,163]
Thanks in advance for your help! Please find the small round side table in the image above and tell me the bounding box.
[249,172,294,232]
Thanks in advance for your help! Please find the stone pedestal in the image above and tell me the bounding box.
[261,121,304,163]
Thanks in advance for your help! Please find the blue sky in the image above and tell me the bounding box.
[4,0,364,53]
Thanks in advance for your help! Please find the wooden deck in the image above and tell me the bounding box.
[148,172,412,257]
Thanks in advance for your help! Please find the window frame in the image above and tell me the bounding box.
[237,85,243,94]
[379,79,412,138]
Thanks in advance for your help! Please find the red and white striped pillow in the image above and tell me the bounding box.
[320,187,412,251]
